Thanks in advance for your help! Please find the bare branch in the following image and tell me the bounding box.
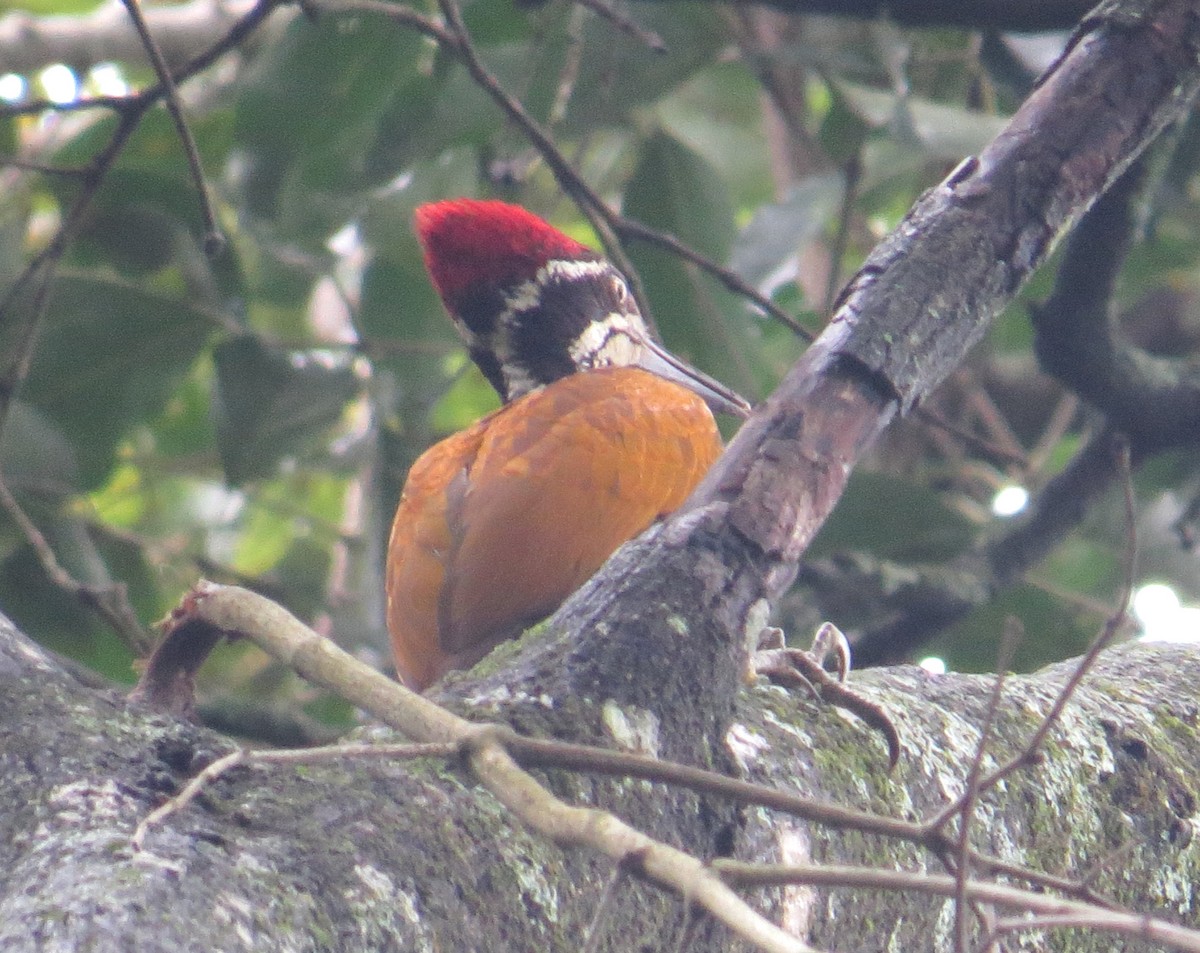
[714,862,1200,953]
[118,0,224,253]
[0,476,150,654]
[0,0,260,76]
[163,583,818,953]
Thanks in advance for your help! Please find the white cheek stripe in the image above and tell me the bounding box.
[500,280,541,319]
[542,258,613,283]
[567,314,638,365]
[498,258,617,328]
[488,256,651,396]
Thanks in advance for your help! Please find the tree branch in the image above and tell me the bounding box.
[1032,156,1200,454]
[654,0,1095,32]
[0,0,261,76]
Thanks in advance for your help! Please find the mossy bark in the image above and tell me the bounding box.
[3,612,1197,952]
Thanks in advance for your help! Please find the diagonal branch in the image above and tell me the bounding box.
[161,582,818,953]
[118,0,224,253]
[668,0,1200,654]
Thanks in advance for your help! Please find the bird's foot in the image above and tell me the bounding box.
[751,622,901,770]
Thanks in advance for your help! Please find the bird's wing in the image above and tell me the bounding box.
[437,367,722,655]
[385,418,490,690]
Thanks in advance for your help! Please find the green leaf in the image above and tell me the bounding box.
[0,542,135,681]
[358,256,458,395]
[623,130,766,399]
[729,175,843,291]
[0,510,154,684]
[233,11,425,229]
[818,86,872,166]
[12,273,215,489]
[654,62,775,204]
[0,165,28,285]
[363,58,497,176]
[1,0,105,17]
[54,106,233,184]
[212,336,361,485]
[835,80,1009,161]
[563,7,727,132]
[358,160,483,436]
[50,109,241,301]
[360,151,481,255]
[0,401,80,502]
[429,362,499,433]
[148,358,217,460]
[626,130,734,261]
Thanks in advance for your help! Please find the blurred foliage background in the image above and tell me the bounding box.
[1,0,1197,737]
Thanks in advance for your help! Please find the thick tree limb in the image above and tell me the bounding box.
[520,0,1200,727]
[5,3,1200,951]
[1032,159,1200,453]
[852,146,1200,665]
[3,608,1199,951]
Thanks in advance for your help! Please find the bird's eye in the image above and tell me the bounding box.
[611,276,631,308]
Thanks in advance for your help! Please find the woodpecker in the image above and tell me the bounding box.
[386,198,750,691]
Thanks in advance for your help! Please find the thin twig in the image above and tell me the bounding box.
[822,151,860,317]
[170,0,286,83]
[0,0,285,649]
[580,863,629,953]
[1,0,284,444]
[312,0,457,45]
[671,908,702,953]
[616,217,814,341]
[1,112,157,655]
[317,0,811,353]
[913,404,1029,468]
[433,0,658,334]
[132,741,459,849]
[133,748,245,849]
[484,715,1115,902]
[0,157,91,176]
[951,616,1022,953]
[166,584,816,953]
[988,911,1199,952]
[119,0,224,254]
[502,731,918,839]
[714,861,1200,953]
[548,5,586,127]
[1027,392,1080,475]
[919,438,1137,835]
[0,95,134,117]
[0,438,150,655]
[573,0,665,53]
[959,369,1027,465]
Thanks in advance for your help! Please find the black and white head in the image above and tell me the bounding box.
[415,198,750,417]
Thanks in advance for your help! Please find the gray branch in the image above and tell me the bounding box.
[2,612,1197,951]
[0,0,260,76]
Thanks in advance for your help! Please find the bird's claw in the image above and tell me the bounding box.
[751,622,901,771]
[808,621,852,683]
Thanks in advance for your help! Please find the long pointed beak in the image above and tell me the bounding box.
[635,337,753,419]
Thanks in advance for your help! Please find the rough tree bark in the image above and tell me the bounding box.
[2,612,1199,952]
[2,1,1200,951]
